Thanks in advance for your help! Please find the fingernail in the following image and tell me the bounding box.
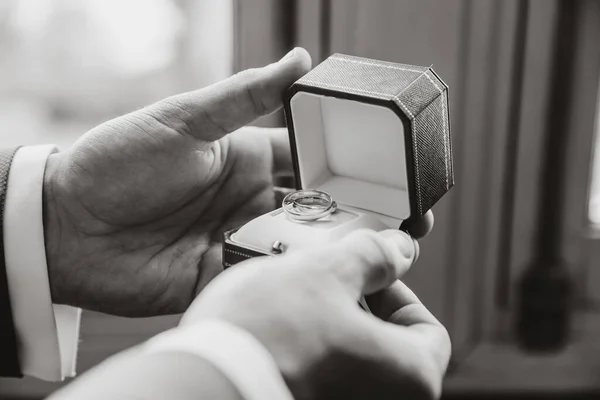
[280,48,297,63]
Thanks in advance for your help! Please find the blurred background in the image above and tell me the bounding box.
[1,0,600,398]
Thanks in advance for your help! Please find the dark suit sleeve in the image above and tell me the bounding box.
[0,147,22,377]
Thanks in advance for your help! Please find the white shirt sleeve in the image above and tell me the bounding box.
[3,145,82,381]
[143,320,295,400]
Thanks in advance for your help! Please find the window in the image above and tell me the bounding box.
[0,0,233,148]
[588,82,600,226]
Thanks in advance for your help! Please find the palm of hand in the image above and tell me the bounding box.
[48,118,281,316]
[44,48,311,316]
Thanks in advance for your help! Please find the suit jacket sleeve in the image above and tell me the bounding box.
[0,147,22,377]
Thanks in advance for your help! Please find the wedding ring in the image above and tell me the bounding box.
[282,189,337,222]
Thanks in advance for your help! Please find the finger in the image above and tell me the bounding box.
[327,229,418,298]
[144,47,312,142]
[382,229,420,264]
[400,210,434,239]
[236,126,292,173]
[366,280,441,328]
[365,318,450,400]
[350,281,450,399]
[366,280,451,368]
[264,127,293,173]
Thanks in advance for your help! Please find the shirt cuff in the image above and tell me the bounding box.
[142,320,295,400]
[4,145,82,381]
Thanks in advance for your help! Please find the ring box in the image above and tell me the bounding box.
[223,53,454,268]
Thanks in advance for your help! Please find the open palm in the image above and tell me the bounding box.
[44,49,312,316]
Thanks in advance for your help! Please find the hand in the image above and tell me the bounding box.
[43,48,312,316]
[181,214,450,400]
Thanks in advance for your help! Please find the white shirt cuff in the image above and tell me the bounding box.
[4,145,82,381]
[143,320,295,400]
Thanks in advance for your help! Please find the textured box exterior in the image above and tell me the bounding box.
[223,54,453,269]
[285,53,453,221]
[222,229,271,268]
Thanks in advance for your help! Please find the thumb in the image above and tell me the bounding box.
[142,47,312,141]
[325,229,418,299]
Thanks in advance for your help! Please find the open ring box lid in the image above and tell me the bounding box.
[222,53,454,268]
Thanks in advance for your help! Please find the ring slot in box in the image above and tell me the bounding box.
[223,53,453,268]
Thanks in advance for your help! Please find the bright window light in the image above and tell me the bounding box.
[8,0,184,77]
[588,80,600,225]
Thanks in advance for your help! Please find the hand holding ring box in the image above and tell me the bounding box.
[223,54,454,273]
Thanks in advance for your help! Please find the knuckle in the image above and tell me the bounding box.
[415,326,452,383]
[153,98,197,136]
[389,343,446,400]
[136,107,180,137]
[435,325,452,369]
[413,359,444,400]
[236,68,272,116]
[244,85,269,116]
